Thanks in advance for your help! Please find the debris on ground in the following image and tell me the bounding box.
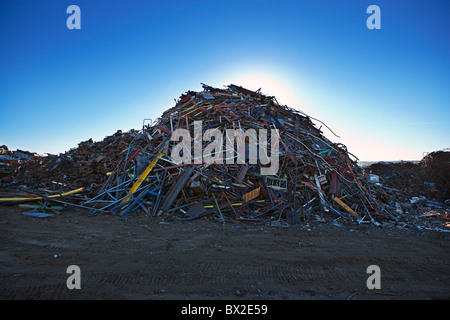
[365,149,449,204]
[1,84,448,231]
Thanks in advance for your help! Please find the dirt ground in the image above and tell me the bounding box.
[0,205,449,301]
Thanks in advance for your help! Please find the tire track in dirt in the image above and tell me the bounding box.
[0,276,70,299]
[0,259,358,298]
[0,255,446,299]
[2,206,449,299]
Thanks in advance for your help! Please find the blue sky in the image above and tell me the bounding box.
[1,0,449,161]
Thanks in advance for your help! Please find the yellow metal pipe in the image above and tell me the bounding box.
[120,152,162,204]
[0,187,85,202]
[333,196,358,216]
[204,199,267,209]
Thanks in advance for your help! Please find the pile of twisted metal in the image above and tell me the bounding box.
[1,84,408,226]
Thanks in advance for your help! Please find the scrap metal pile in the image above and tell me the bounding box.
[1,131,138,189]
[1,84,401,225]
[367,149,450,205]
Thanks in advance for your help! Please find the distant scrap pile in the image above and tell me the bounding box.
[1,132,139,189]
[367,149,450,204]
[1,84,400,225]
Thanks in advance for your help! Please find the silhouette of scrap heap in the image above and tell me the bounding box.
[1,84,401,225]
